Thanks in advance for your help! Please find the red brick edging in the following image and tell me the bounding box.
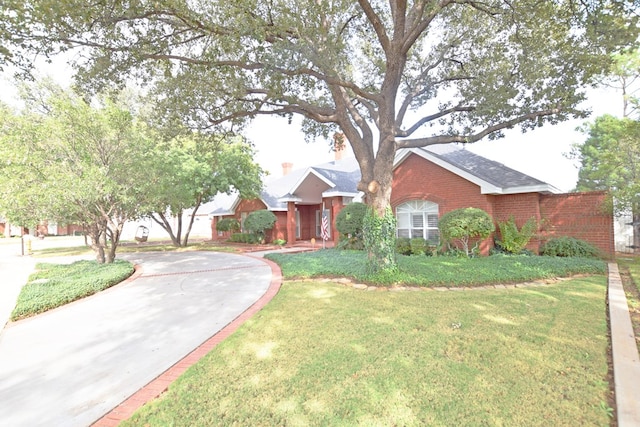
[91,257,283,426]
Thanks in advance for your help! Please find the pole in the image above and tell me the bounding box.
[322,201,326,250]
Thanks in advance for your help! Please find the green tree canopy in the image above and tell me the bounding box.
[572,114,640,250]
[144,133,264,247]
[8,0,637,270]
[0,83,155,263]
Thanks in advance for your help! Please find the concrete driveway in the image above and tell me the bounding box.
[0,251,274,427]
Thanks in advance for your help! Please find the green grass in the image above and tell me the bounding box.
[266,249,607,286]
[31,246,93,258]
[123,276,611,426]
[10,260,135,321]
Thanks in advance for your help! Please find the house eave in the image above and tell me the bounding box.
[481,184,563,195]
[322,190,360,198]
[289,168,336,194]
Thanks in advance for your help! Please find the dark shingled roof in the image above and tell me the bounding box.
[208,144,558,215]
[430,148,549,189]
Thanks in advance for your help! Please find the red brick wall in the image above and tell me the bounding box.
[539,191,614,256]
[392,153,495,254]
[492,193,543,252]
[391,153,614,257]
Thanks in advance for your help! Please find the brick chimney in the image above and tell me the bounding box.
[282,162,293,176]
[333,132,346,161]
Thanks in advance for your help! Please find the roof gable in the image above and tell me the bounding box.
[394,146,560,195]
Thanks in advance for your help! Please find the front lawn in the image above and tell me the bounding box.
[266,249,607,286]
[10,260,135,321]
[123,275,611,426]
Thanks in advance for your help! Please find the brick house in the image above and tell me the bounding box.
[209,144,614,257]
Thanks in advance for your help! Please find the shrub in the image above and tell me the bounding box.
[396,237,412,255]
[438,207,495,257]
[244,210,277,242]
[540,237,601,258]
[230,233,259,244]
[338,235,365,250]
[273,239,287,246]
[336,203,368,249]
[336,202,368,236]
[495,216,537,254]
[216,218,240,233]
[410,238,428,255]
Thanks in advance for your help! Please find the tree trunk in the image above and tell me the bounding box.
[88,226,105,264]
[181,199,202,247]
[360,137,398,273]
[151,212,181,246]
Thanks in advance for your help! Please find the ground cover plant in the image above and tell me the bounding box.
[265,249,606,286]
[10,260,134,321]
[123,276,611,426]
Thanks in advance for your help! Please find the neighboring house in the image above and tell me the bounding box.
[210,143,614,256]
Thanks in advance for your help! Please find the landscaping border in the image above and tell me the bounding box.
[608,262,640,426]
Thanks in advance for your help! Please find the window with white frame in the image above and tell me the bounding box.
[396,200,439,242]
[295,210,301,238]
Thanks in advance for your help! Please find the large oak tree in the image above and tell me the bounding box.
[8,0,637,269]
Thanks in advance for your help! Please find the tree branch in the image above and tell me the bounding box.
[396,108,561,148]
[397,105,475,137]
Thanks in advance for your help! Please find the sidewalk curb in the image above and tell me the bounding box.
[608,262,640,427]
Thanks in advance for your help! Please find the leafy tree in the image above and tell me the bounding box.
[572,114,640,251]
[603,49,640,119]
[0,83,155,263]
[10,0,637,270]
[144,133,263,247]
[439,207,495,257]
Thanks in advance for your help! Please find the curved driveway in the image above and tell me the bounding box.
[0,251,274,427]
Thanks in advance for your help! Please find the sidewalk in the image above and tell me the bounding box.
[0,240,36,330]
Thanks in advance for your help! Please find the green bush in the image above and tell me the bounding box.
[396,237,412,255]
[540,237,601,258]
[337,235,365,250]
[216,217,240,233]
[495,216,537,254]
[244,210,277,242]
[273,239,287,246]
[230,233,259,244]
[336,203,368,236]
[439,208,495,257]
[336,203,368,250]
[410,237,428,255]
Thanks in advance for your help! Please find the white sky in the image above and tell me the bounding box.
[1,58,624,193]
[248,86,622,192]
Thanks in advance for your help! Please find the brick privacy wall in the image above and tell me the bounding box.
[539,191,614,256]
